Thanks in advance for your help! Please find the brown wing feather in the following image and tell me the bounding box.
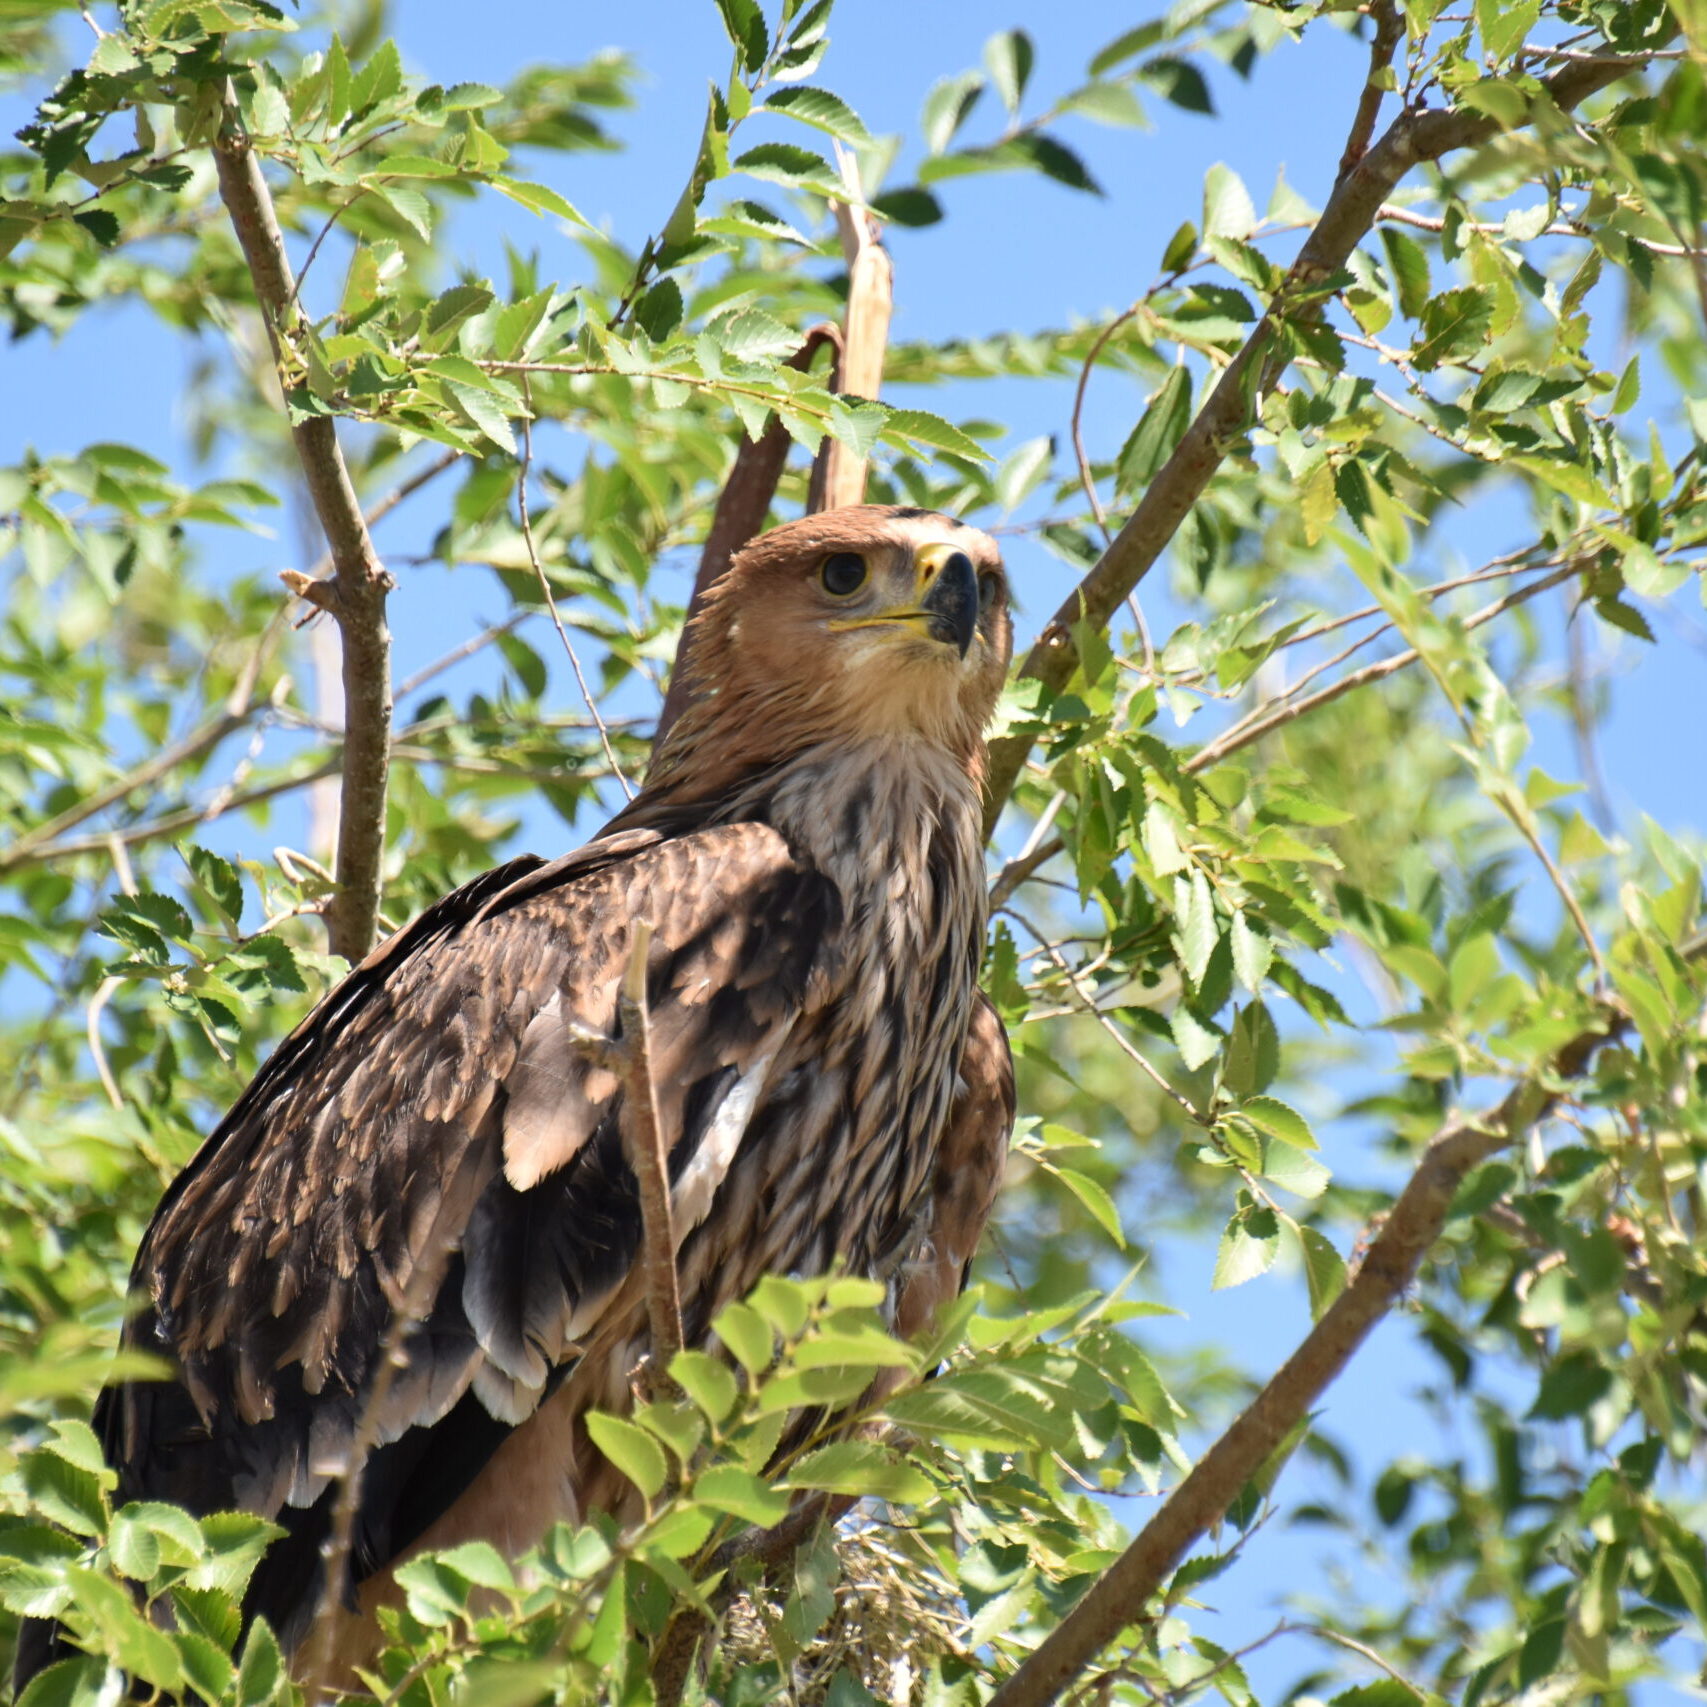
[893,990,1014,1344]
[102,822,841,1594]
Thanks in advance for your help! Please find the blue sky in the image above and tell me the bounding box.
[5,2,1704,1695]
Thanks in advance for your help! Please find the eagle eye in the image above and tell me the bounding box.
[978,570,1000,613]
[820,552,867,597]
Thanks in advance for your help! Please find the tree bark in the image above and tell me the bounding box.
[213,93,394,963]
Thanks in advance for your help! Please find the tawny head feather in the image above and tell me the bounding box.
[646,506,1012,799]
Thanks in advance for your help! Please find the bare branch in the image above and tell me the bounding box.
[1184,558,1583,773]
[1336,1,1403,184]
[615,922,685,1382]
[815,146,894,512]
[213,89,393,963]
[981,47,1663,836]
[516,387,635,798]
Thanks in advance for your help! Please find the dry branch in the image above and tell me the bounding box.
[813,149,894,512]
[986,1017,1625,1707]
[981,48,1660,835]
[213,91,393,963]
[616,922,685,1379]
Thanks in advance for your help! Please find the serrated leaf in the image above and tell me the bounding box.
[694,1464,790,1526]
[881,407,989,461]
[921,70,985,154]
[585,1412,669,1500]
[714,0,769,71]
[984,29,1034,114]
[1051,1166,1125,1247]
[446,382,517,454]
[787,1439,934,1503]
[1212,1205,1280,1289]
[1180,867,1218,988]
[716,1300,776,1374]
[763,85,871,145]
[1229,911,1272,993]
[1137,55,1213,115]
[1202,162,1255,240]
[1239,1095,1316,1150]
[1116,365,1191,496]
[491,178,590,227]
[670,1350,739,1423]
[1262,1139,1330,1199]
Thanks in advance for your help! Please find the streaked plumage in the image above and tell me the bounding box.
[17,506,1014,1692]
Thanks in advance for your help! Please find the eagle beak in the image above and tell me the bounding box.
[914,543,980,658]
[830,544,980,658]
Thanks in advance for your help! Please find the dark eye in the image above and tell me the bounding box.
[978,571,1001,613]
[820,552,867,596]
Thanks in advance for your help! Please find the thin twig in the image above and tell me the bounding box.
[615,922,685,1382]
[0,612,278,872]
[1377,201,1705,259]
[1070,307,1140,549]
[1337,0,1403,183]
[396,611,532,699]
[516,379,634,799]
[1185,559,1585,773]
[300,448,463,587]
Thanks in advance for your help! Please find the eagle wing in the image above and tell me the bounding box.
[100,820,841,1628]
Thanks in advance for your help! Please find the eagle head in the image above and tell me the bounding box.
[651,506,1012,791]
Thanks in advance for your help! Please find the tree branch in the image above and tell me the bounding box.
[987,1016,1626,1707]
[813,146,893,512]
[1184,557,1585,773]
[980,48,1661,837]
[615,923,685,1382]
[213,89,394,963]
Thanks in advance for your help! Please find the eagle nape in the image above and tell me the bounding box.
[14,504,1018,1697]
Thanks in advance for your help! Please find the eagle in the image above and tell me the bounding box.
[16,505,1015,1692]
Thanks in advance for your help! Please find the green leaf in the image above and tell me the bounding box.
[1212,1205,1280,1289]
[984,29,1034,114]
[1161,220,1198,273]
[763,85,871,146]
[787,1439,934,1503]
[715,1300,776,1374]
[714,0,769,73]
[670,1349,740,1423]
[1413,285,1494,370]
[445,382,517,455]
[1116,365,1191,495]
[1202,162,1256,240]
[1230,910,1272,993]
[491,178,590,227]
[236,1618,286,1706]
[1136,56,1214,115]
[1530,1350,1612,1420]
[585,1412,669,1499]
[1261,1139,1330,1199]
[694,1464,790,1526]
[1298,1225,1346,1320]
[921,71,985,154]
[1239,1095,1317,1150]
[1011,133,1101,194]
[880,407,990,461]
[1051,1166,1126,1247]
[185,846,243,925]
